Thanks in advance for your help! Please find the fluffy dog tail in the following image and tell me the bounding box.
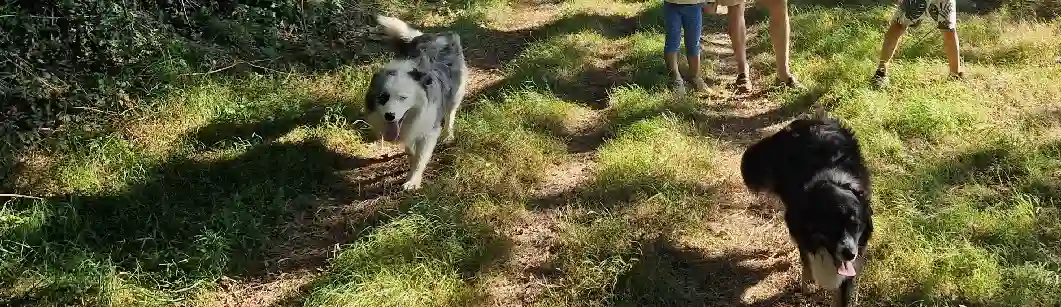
[740,136,775,193]
[377,15,423,41]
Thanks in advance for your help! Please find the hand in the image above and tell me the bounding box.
[703,3,717,14]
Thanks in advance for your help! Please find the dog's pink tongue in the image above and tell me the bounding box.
[383,122,400,141]
[838,260,856,277]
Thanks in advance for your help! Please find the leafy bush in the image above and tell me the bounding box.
[1003,0,1061,18]
[0,0,379,178]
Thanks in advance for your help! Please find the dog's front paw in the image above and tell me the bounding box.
[402,179,423,190]
[799,280,815,295]
[441,132,455,144]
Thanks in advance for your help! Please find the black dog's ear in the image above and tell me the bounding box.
[840,182,867,200]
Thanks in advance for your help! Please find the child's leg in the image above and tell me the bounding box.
[941,30,961,76]
[727,3,750,90]
[934,0,961,76]
[874,1,917,87]
[760,0,793,82]
[680,3,706,90]
[878,21,907,70]
[663,3,684,82]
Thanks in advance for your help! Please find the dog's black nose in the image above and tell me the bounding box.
[384,112,395,121]
[840,248,856,261]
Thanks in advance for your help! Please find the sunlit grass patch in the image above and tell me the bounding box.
[440,88,579,199]
[589,85,720,224]
[862,134,1061,305]
[538,214,640,306]
[302,213,490,307]
[506,31,614,84]
[606,85,703,130]
[590,116,715,203]
[867,195,1061,306]
[618,32,672,88]
[962,16,1061,66]
[560,0,650,17]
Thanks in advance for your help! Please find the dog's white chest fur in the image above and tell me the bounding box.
[807,248,845,290]
[398,106,441,145]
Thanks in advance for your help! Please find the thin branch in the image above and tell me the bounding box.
[72,106,120,116]
[242,61,285,74]
[180,61,242,76]
[0,194,44,200]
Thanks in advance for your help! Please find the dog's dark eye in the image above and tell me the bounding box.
[377,93,389,105]
[398,95,408,101]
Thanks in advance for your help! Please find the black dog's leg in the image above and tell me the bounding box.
[834,277,857,307]
[799,249,813,294]
[836,247,866,307]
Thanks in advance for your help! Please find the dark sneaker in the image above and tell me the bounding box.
[949,71,965,80]
[733,73,751,94]
[871,68,889,88]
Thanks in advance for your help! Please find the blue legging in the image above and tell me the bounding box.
[663,2,703,56]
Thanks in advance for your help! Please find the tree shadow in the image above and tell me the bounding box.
[3,137,417,303]
[695,89,822,146]
[192,106,331,148]
[269,205,514,307]
[912,143,1036,207]
[425,7,663,71]
[445,6,666,108]
[613,237,810,307]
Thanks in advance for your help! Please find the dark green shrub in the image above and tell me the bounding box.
[0,0,381,179]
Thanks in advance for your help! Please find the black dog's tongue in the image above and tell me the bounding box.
[838,260,856,277]
[383,122,400,141]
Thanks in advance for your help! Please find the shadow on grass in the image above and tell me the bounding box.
[1,138,417,303]
[613,237,805,307]
[447,6,666,108]
[192,106,332,147]
[430,8,662,70]
[271,201,512,307]
[910,139,1061,207]
[696,89,822,145]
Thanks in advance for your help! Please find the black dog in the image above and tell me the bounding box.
[740,115,873,307]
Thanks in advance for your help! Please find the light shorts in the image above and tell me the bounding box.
[892,0,957,31]
[713,0,745,6]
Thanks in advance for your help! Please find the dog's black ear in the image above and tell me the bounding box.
[394,40,417,57]
[408,69,425,81]
[840,182,867,200]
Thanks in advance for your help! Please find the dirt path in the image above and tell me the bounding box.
[477,23,820,305]
[216,7,816,306]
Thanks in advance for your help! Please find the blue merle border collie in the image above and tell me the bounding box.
[364,16,468,190]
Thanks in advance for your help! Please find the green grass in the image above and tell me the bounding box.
[3,0,1061,306]
[302,213,493,307]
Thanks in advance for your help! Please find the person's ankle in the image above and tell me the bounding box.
[776,70,792,82]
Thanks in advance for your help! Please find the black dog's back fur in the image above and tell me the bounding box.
[741,118,869,203]
[740,117,873,307]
